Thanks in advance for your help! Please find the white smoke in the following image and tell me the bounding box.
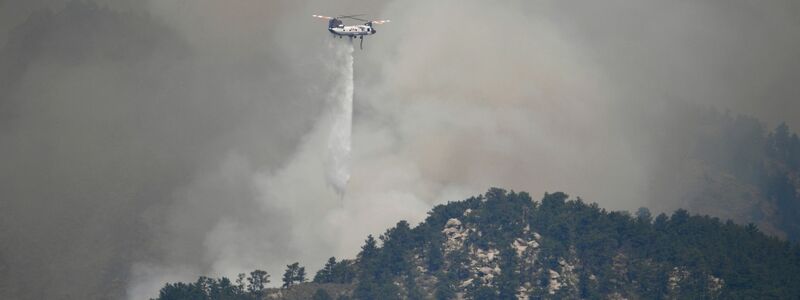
[324,42,354,194]
[126,41,359,300]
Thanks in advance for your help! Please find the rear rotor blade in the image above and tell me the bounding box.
[340,16,369,22]
[337,14,365,19]
[312,14,333,20]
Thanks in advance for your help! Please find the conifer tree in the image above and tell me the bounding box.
[247,270,269,295]
[282,262,305,288]
[314,257,337,283]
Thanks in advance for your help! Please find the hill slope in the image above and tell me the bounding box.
[655,113,800,240]
[155,188,800,299]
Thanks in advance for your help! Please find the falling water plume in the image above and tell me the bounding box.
[324,42,354,195]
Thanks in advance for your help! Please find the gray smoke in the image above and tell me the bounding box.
[0,0,798,299]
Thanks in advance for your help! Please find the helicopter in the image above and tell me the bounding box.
[312,14,390,49]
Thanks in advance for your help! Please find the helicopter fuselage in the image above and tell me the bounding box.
[315,15,388,49]
[328,24,376,37]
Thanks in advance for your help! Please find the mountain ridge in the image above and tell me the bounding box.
[155,188,800,299]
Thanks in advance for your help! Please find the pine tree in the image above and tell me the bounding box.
[331,260,356,284]
[235,273,246,295]
[314,257,337,283]
[282,262,301,288]
[296,266,307,284]
[247,270,269,295]
[360,235,378,261]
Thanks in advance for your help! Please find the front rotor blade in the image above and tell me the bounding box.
[312,14,333,20]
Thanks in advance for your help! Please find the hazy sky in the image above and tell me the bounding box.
[1,0,799,299]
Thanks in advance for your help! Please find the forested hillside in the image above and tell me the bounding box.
[660,110,800,240]
[155,189,800,299]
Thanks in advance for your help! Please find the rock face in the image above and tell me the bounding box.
[434,216,580,299]
[401,209,742,300]
[341,189,798,300]
[442,218,469,255]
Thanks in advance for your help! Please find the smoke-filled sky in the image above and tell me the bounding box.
[1,0,799,299]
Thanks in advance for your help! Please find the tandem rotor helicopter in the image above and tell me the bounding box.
[312,14,390,49]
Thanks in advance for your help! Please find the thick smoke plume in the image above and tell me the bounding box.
[1,0,799,299]
[127,41,359,298]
